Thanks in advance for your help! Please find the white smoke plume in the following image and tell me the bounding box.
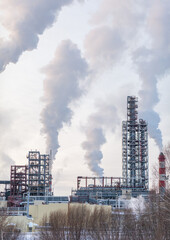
[84,0,170,150]
[41,40,88,162]
[127,195,146,215]
[0,0,74,72]
[85,26,126,70]
[0,109,15,178]
[133,1,170,150]
[82,101,120,176]
[82,128,106,176]
[84,0,145,70]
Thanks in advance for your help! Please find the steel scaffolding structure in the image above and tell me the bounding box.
[122,96,148,189]
[71,175,149,203]
[27,151,51,196]
[76,176,125,190]
[0,181,10,199]
[71,176,126,203]
[8,165,28,206]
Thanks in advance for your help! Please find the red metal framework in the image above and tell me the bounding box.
[8,165,28,206]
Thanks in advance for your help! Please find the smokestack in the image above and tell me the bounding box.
[159,152,166,194]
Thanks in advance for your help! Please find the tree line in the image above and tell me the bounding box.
[39,191,170,240]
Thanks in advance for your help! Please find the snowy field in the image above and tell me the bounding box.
[18,232,39,240]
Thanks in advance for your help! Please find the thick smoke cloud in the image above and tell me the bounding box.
[41,40,88,162]
[82,128,106,176]
[0,109,15,177]
[0,0,73,71]
[85,27,125,69]
[133,0,170,150]
[84,0,145,69]
[0,0,74,175]
[84,0,170,150]
[82,102,120,176]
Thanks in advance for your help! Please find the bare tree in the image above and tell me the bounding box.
[39,211,68,240]
[164,143,170,189]
[0,212,20,240]
[38,194,170,240]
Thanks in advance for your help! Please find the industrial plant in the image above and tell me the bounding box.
[0,150,68,209]
[0,96,167,231]
[70,96,150,205]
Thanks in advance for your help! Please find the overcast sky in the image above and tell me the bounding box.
[0,0,170,195]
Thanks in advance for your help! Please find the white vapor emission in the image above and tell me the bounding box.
[82,102,120,176]
[82,128,106,176]
[0,109,15,177]
[127,195,146,215]
[84,0,170,150]
[133,0,170,150]
[85,26,126,70]
[0,0,74,72]
[41,40,88,162]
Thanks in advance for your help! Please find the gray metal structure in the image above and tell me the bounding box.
[27,151,51,196]
[70,96,149,205]
[122,96,148,190]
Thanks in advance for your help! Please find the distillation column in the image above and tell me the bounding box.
[122,96,148,190]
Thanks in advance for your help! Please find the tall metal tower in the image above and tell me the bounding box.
[27,151,51,196]
[122,96,148,190]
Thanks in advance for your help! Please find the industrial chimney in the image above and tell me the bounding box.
[159,152,166,194]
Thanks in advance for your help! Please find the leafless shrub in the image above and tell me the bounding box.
[0,212,20,240]
[164,143,170,189]
[67,204,90,240]
[39,212,68,240]
[86,206,111,240]
[38,195,170,240]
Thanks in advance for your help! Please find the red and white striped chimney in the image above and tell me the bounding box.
[159,152,166,194]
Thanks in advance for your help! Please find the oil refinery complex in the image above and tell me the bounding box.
[71,96,150,205]
[0,96,167,217]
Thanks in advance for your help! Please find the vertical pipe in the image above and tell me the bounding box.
[49,174,52,195]
[102,177,104,187]
[27,191,30,217]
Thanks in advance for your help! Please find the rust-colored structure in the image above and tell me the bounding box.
[8,165,28,206]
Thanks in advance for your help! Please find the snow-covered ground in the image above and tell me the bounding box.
[18,232,39,240]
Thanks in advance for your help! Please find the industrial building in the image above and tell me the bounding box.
[0,95,167,221]
[122,96,148,190]
[70,96,149,204]
[27,150,52,197]
[0,150,68,210]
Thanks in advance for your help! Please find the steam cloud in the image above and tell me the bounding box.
[84,0,170,150]
[82,102,120,176]
[0,0,76,176]
[0,109,15,176]
[41,40,88,162]
[82,128,106,176]
[0,0,74,72]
